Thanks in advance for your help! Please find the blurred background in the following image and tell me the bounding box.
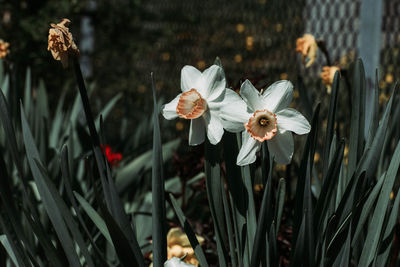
[1,0,399,144]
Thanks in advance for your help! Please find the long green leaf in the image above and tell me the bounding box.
[61,145,109,265]
[365,70,380,148]
[360,84,396,183]
[223,132,247,265]
[151,73,167,265]
[74,191,113,244]
[241,163,256,257]
[293,104,320,243]
[221,177,237,267]
[314,140,345,234]
[0,154,39,266]
[0,234,20,267]
[21,104,81,267]
[347,60,363,180]
[291,216,306,267]
[322,71,340,181]
[358,141,400,266]
[169,194,209,267]
[376,185,400,266]
[23,68,31,115]
[250,153,272,267]
[1,74,9,99]
[351,172,385,246]
[100,203,141,267]
[332,225,351,267]
[275,178,286,235]
[204,139,228,266]
[34,159,96,267]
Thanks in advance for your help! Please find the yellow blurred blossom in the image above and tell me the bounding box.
[390,191,394,200]
[254,183,264,192]
[344,144,349,165]
[0,39,10,59]
[176,121,184,131]
[296,34,317,68]
[167,227,204,266]
[47,18,79,68]
[379,92,389,105]
[314,152,320,163]
[385,73,394,84]
[162,52,171,61]
[379,80,386,90]
[275,24,283,32]
[344,144,349,157]
[236,24,245,33]
[275,164,286,172]
[234,54,242,63]
[196,60,206,70]
[246,36,254,50]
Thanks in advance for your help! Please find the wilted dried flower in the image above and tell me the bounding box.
[0,39,10,59]
[296,34,317,68]
[321,66,340,93]
[47,18,79,68]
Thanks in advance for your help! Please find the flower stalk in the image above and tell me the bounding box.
[72,57,101,147]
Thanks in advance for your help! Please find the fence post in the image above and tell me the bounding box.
[358,0,383,137]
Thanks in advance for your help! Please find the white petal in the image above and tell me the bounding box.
[200,65,226,101]
[181,65,202,92]
[203,110,224,145]
[161,94,180,120]
[262,80,293,113]
[267,130,294,164]
[219,89,250,132]
[240,80,264,111]
[276,108,311,135]
[164,257,196,267]
[189,118,205,146]
[237,131,261,166]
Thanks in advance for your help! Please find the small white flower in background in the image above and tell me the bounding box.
[162,65,226,145]
[220,80,311,166]
[164,257,196,267]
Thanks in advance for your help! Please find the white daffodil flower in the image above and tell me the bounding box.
[162,65,226,145]
[220,79,311,166]
[164,257,196,267]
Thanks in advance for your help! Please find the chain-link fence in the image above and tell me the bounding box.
[380,0,400,94]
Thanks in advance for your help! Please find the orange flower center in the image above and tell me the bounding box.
[245,109,277,142]
[176,89,207,119]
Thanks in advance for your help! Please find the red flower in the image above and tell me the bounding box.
[100,145,123,167]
